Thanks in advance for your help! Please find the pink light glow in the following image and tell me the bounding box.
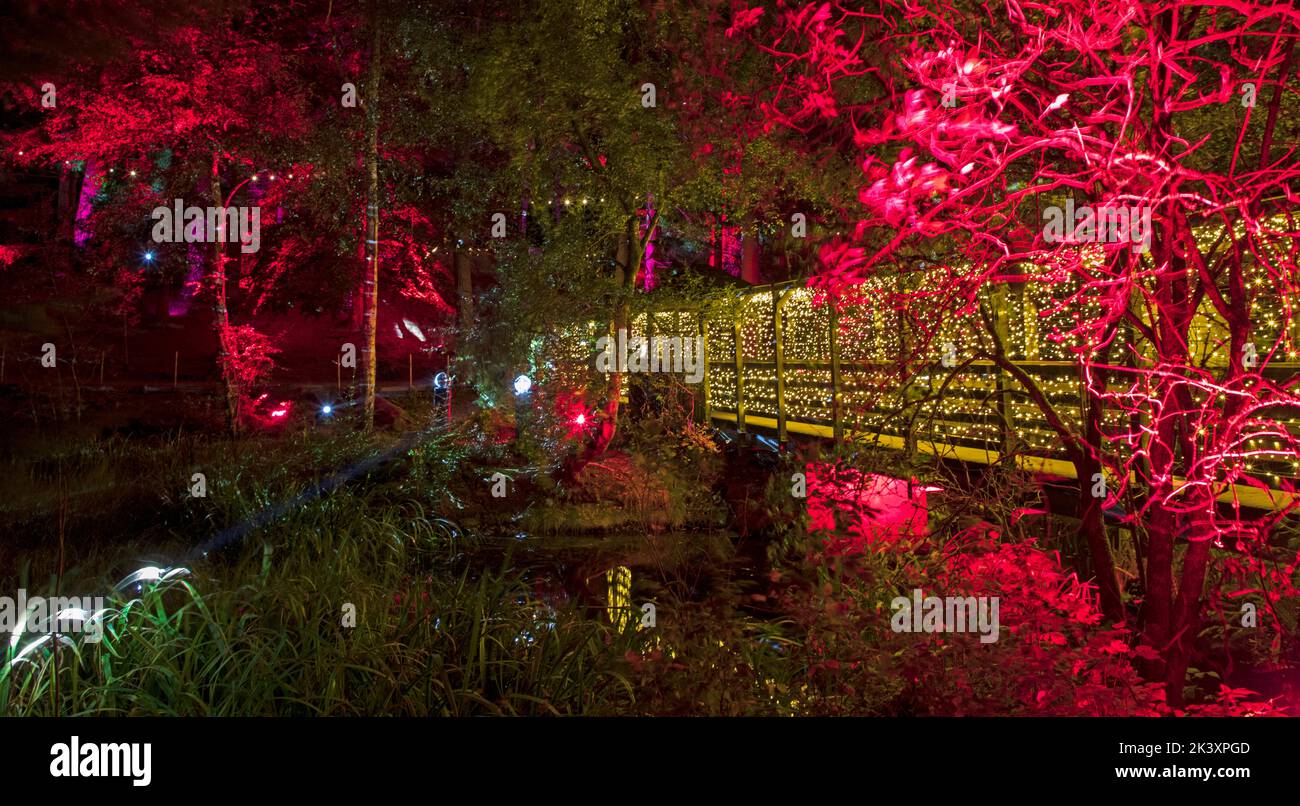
[806,465,932,555]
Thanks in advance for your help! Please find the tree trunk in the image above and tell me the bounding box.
[1138,34,1201,705]
[211,151,240,433]
[593,231,632,454]
[741,221,761,284]
[361,0,381,430]
[455,248,473,331]
[1077,462,1123,622]
[1079,360,1124,622]
[1165,537,1212,707]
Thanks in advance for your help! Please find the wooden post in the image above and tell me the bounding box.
[734,299,746,433]
[993,284,1015,455]
[774,286,794,443]
[829,303,843,443]
[173,351,179,388]
[699,312,711,424]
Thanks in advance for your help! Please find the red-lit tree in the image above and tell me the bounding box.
[739,0,1300,706]
[5,13,310,431]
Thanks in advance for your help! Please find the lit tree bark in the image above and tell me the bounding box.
[1077,364,1124,623]
[211,150,240,433]
[361,0,381,430]
[591,212,657,455]
[455,248,473,331]
[741,220,762,284]
[594,227,632,454]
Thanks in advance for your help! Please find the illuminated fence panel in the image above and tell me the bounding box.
[743,365,778,419]
[783,288,831,363]
[1012,363,1082,453]
[706,315,736,364]
[785,367,834,423]
[709,365,737,413]
[741,293,775,362]
[841,374,909,439]
[652,310,696,339]
[741,292,778,417]
[706,313,737,413]
[780,288,836,426]
[837,301,893,363]
[1023,281,1081,362]
[630,313,648,346]
[543,322,598,392]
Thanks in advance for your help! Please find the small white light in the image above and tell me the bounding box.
[322,405,332,415]
[513,374,532,395]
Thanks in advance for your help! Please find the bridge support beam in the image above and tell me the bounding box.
[774,287,794,443]
[699,312,711,424]
[829,302,843,443]
[992,284,1016,455]
[734,302,745,433]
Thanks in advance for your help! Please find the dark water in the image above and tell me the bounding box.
[465,530,771,625]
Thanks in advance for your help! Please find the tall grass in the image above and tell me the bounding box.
[0,425,650,715]
[1,552,642,716]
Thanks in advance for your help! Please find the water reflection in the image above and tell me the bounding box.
[468,531,756,630]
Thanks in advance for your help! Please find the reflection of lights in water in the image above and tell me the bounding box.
[606,566,633,631]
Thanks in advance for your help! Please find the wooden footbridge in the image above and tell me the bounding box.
[621,281,1299,512]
